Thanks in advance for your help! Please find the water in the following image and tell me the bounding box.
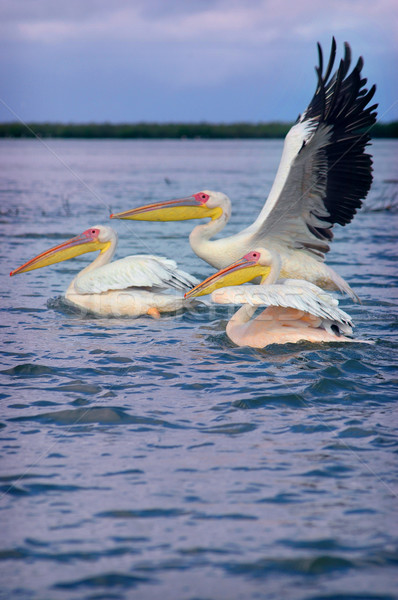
[0,139,397,600]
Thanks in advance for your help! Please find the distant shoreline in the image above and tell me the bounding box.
[0,121,397,139]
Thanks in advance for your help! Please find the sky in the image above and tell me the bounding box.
[0,0,397,123]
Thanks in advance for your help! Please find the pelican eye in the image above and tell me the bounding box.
[194,192,210,204]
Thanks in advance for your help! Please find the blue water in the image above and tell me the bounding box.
[0,139,397,600]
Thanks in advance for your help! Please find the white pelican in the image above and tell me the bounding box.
[184,248,354,349]
[110,39,377,301]
[10,225,199,318]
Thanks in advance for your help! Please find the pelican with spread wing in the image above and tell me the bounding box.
[185,248,354,349]
[10,225,198,317]
[111,39,377,301]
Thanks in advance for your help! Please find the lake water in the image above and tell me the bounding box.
[0,139,397,600]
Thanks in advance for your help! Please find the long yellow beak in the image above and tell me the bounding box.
[10,233,109,276]
[184,258,270,298]
[110,196,221,222]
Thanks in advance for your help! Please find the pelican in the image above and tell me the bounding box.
[110,39,377,301]
[184,248,354,349]
[10,225,199,317]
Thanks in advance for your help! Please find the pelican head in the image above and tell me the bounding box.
[184,248,274,298]
[10,225,115,276]
[110,190,230,222]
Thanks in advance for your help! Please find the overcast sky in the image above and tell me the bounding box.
[0,0,397,123]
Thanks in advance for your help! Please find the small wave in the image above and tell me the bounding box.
[0,482,89,496]
[8,406,187,428]
[0,473,55,483]
[54,572,153,590]
[302,466,352,478]
[97,508,187,519]
[199,422,257,435]
[194,511,258,521]
[338,426,375,438]
[232,393,306,409]
[54,381,102,394]
[256,492,303,504]
[1,363,58,377]
[221,554,355,577]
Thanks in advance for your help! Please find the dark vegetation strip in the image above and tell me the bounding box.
[0,121,397,139]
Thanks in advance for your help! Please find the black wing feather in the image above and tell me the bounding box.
[303,38,377,238]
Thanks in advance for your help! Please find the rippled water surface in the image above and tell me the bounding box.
[0,139,397,600]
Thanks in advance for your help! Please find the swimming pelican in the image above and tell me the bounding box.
[10,225,199,317]
[110,39,377,301]
[184,248,354,348]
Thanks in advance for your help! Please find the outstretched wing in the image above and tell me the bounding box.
[75,255,199,294]
[211,280,353,326]
[247,38,377,258]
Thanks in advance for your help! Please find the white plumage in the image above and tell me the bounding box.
[75,254,198,294]
[185,246,356,348]
[211,282,353,337]
[10,224,199,318]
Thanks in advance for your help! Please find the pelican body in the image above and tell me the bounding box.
[10,225,198,318]
[185,248,354,349]
[111,39,377,302]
